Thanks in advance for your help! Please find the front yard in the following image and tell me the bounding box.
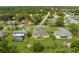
[4,30,75,53]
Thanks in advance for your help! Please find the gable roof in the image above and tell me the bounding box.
[55,30,71,37]
[13,30,27,36]
[21,20,32,24]
[32,29,49,38]
[54,28,72,37]
[64,14,78,24]
[53,14,60,21]
[7,20,17,24]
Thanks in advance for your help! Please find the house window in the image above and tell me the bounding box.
[61,36,67,38]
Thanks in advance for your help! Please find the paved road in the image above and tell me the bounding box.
[39,12,50,26]
[1,12,51,32]
[1,25,48,29]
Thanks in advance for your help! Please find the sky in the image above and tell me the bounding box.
[0,0,78,6]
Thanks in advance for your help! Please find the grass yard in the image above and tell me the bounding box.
[4,32,73,53]
[3,26,77,53]
[2,24,79,53]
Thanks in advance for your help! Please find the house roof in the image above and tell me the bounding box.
[13,30,27,36]
[66,18,78,24]
[65,14,71,18]
[7,20,17,24]
[55,31,71,37]
[32,29,49,38]
[53,14,59,20]
[21,20,32,24]
[0,31,8,38]
[54,28,72,37]
[64,14,78,24]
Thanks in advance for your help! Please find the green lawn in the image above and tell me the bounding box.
[2,26,79,53]
[4,32,74,53]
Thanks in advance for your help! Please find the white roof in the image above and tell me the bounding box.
[13,34,24,36]
[13,30,27,36]
[64,14,78,24]
[53,14,59,20]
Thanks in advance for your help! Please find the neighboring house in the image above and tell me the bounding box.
[53,14,59,20]
[64,14,78,25]
[32,29,49,38]
[6,20,17,25]
[54,28,72,39]
[52,13,60,23]
[0,31,8,38]
[20,20,32,25]
[13,30,27,42]
[0,21,5,24]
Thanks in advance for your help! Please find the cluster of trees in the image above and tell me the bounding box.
[0,26,3,30]
[32,15,43,25]
[0,39,18,53]
[71,40,79,53]
[55,17,64,27]
[0,38,79,53]
[69,24,79,36]
[30,40,79,53]
[0,7,78,25]
[0,7,50,25]
[0,7,50,14]
[0,14,14,21]
[32,42,44,52]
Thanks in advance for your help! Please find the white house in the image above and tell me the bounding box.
[13,30,27,36]
[6,20,17,25]
[13,30,27,42]
[52,13,60,23]
[54,28,72,39]
[64,13,78,25]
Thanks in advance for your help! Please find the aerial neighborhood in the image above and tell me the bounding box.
[0,6,79,53]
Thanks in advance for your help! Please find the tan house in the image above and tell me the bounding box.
[32,29,49,38]
[21,20,32,25]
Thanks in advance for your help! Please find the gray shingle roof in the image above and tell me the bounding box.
[55,31,71,37]
[55,28,72,37]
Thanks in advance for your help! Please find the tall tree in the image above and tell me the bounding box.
[0,40,19,53]
[69,24,79,35]
[71,40,79,52]
[32,42,44,52]
[55,17,64,27]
